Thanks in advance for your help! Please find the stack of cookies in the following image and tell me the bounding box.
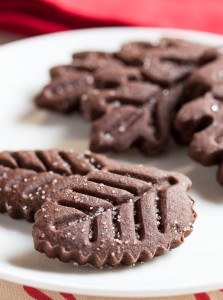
[1,37,223,268]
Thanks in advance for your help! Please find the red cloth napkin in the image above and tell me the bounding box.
[0,0,223,37]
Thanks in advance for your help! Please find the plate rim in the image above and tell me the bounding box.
[1,25,223,51]
[0,262,222,297]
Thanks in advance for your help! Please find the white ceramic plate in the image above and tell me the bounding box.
[0,27,223,298]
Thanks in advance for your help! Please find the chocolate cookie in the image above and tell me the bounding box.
[35,52,122,113]
[35,39,210,155]
[35,72,94,113]
[0,149,115,221]
[33,163,196,268]
[89,83,184,155]
[174,47,223,185]
[175,92,223,186]
[116,38,210,85]
[183,47,223,102]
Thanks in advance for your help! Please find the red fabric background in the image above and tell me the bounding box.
[0,0,223,36]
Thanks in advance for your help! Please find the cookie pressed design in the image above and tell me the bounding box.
[175,47,223,186]
[0,149,115,221]
[35,38,211,155]
[182,47,223,102]
[33,163,196,268]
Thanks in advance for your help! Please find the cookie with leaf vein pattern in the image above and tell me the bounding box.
[174,47,223,186]
[84,36,210,154]
[35,52,123,113]
[33,163,196,268]
[175,92,223,186]
[182,47,223,102]
[0,149,116,221]
[35,38,211,155]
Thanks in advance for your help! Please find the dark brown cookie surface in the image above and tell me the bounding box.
[35,72,94,113]
[84,39,209,155]
[89,83,184,155]
[116,38,209,85]
[33,164,196,268]
[175,92,223,186]
[174,47,223,186]
[35,38,210,155]
[35,52,122,114]
[0,149,116,221]
[183,47,223,102]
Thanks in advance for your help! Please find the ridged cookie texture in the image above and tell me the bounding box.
[35,38,211,155]
[175,93,223,186]
[0,149,116,221]
[175,47,223,186]
[33,163,196,268]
